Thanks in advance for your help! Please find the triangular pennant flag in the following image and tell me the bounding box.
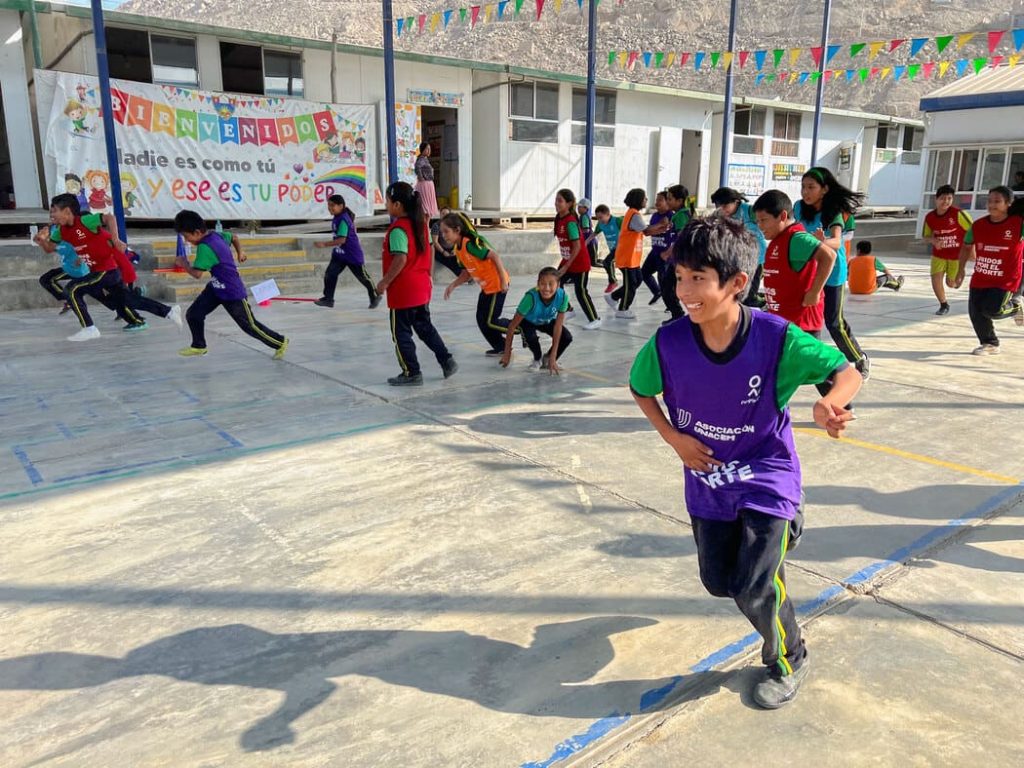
[922,61,936,78]
[618,51,628,68]
[939,60,951,77]
[991,55,1004,68]
[515,0,524,15]
[1014,29,1024,52]
[443,9,453,27]
[755,73,765,85]
[909,38,928,57]
[826,44,841,63]
[535,0,544,20]
[880,67,892,80]
[396,17,404,36]
[722,51,734,69]
[642,51,652,68]
[665,51,676,67]
[1010,54,1021,68]
[418,13,426,33]
[679,52,690,68]
[787,71,797,83]
[766,73,776,83]
[971,57,986,74]
[577,0,583,7]
[710,51,721,68]
[694,51,706,69]
[754,50,767,70]
[845,69,855,82]
[936,35,954,54]
[470,5,481,26]
[810,71,821,82]
[907,63,920,79]
[810,47,824,67]
[608,50,616,66]
[790,48,802,65]
[430,12,440,32]
[858,67,869,81]
[868,41,885,60]
[798,72,809,84]
[850,42,866,58]
[823,70,832,82]
[957,33,975,49]
[655,51,665,68]
[893,65,906,80]
[553,0,562,12]
[739,50,750,68]
[460,8,467,23]
[988,30,1005,54]
[870,66,880,78]
[889,39,905,53]
[499,0,509,15]
[627,51,639,69]
[955,59,968,77]
[773,49,785,67]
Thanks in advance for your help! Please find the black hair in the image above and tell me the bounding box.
[623,187,646,210]
[752,189,793,218]
[556,188,576,207]
[672,215,757,300]
[666,184,696,215]
[440,212,490,251]
[856,240,872,255]
[50,193,80,216]
[800,166,864,227]
[989,185,1014,204]
[418,141,430,154]
[64,173,82,186]
[328,194,345,206]
[174,210,207,234]
[710,187,745,206]
[935,184,955,198]
[655,190,667,201]
[386,181,426,251]
[594,204,610,215]
[538,266,560,280]
[1010,197,1024,218]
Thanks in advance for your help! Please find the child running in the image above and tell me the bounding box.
[795,167,870,380]
[38,235,89,314]
[440,212,512,354]
[173,210,288,359]
[953,186,1024,355]
[33,193,142,341]
[313,194,381,310]
[849,240,904,294]
[431,207,463,277]
[588,204,621,293]
[552,188,601,330]
[630,214,861,710]
[711,186,768,308]
[499,267,572,374]
[577,198,599,268]
[640,191,672,305]
[377,182,457,385]
[606,188,667,319]
[923,184,972,315]
[659,184,695,321]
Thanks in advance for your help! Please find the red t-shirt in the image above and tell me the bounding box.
[924,207,971,261]
[382,216,433,309]
[967,215,1024,292]
[53,214,118,273]
[762,223,824,332]
[554,213,590,274]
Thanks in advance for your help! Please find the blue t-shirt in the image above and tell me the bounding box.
[735,202,767,265]
[594,217,621,251]
[517,287,570,326]
[56,236,90,277]
[794,201,846,286]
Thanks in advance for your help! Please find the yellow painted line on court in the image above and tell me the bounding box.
[794,427,1021,485]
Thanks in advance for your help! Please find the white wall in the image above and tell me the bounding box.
[928,107,1024,145]
[195,34,222,92]
[0,9,42,207]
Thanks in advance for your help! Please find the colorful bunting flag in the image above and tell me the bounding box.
[910,38,928,57]
[922,61,936,78]
[535,0,544,20]
[754,50,767,71]
[772,49,784,67]
[827,44,841,63]
[642,51,652,68]
[988,30,1005,53]
[553,0,562,12]
[990,55,1004,68]
[515,0,524,15]
[470,5,481,25]
[845,69,855,82]
[971,57,986,74]
[694,51,705,69]
[809,71,820,82]
[935,35,954,54]
[430,12,440,31]
[1010,54,1021,68]
[868,41,885,60]
[957,33,975,49]
[939,60,951,77]
[766,73,776,83]
[810,46,824,68]
[909,63,922,79]
[665,51,676,67]
[790,48,802,65]
[739,50,750,68]
[607,50,616,66]
[789,71,799,83]
[889,39,905,53]
[1014,29,1024,52]
[798,72,809,84]
[755,73,765,85]
[849,43,866,58]
[655,51,664,68]
[880,67,891,80]
[955,59,968,77]
[498,0,509,16]
[722,51,734,69]
[443,9,453,27]
[823,70,832,82]
[483,3,493,21]
[627,50,639,69]
[460,8,467,23]
[418,13,426,33]
[858,68,869,82]
[710,51,721,68]
[679,52,690,68]
[396,17,404,36]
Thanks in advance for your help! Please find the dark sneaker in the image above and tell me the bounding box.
[855,356,871,382]
[648,292,661,305]
[369,294,382,309]
[314,297,334,308]
[485,348,502,356]
[753,663,811,710]
[935,303,950,316]
[442,357,458,379]
[895,275,905,291]
[59,302,71,315]
[387,372,423,386]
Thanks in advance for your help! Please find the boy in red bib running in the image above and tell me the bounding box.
[923,184,972,315]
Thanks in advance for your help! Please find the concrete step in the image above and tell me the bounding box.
[0,276,69,311]
[158,263,317,284]
[148,235,300,254]
[150,250,308,269]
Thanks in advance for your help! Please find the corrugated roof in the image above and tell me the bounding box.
[920,66,1024,112]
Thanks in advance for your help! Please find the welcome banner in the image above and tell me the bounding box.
[39,71,376,219]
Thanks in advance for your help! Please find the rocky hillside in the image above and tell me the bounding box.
[120,0,1023,117]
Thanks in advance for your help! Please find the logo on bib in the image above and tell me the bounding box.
[741,374,762,405]
[675,409,692,429]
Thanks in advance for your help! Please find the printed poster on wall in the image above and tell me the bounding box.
[394,101,422,184]
[39,71,376,219]
[726,163,765,197]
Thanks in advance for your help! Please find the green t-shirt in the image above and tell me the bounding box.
[788,230,822,272]
[873,258,886,272]
[671,209,691,231]
[629,320,847,410]
[191,232,234,271]
[49,213,103,242]
[335,219,350,238]
[388,227,409,254]
[565,221,580,240]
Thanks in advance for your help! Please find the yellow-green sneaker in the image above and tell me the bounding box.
[273,338,289,360]
[178,346,208,357]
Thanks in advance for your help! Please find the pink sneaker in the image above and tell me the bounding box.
[604,282,618,294]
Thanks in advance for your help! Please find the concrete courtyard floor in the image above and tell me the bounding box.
[1,257,1022,767]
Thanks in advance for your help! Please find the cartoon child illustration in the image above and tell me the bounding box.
[83,169,112,213]
[354,136,366,162]
[64,100,90,134]
[339,131,355,160]
[64,173,90,213]
[214,101,235,120]
[313,142,331,163]
[121,172,140,216]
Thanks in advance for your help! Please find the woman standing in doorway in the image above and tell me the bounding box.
[415,142,440,220]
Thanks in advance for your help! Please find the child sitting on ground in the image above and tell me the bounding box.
[848,240,904,294]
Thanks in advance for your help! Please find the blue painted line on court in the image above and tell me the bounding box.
[55,422,74,440]
[35,395,48,411]
[519,483,1024,768]
[178,388,201,404]
[197,416,244,449]
[11,447,43,486]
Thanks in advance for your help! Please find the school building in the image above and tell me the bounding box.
[0,1,925,220]
[917,66,1024,232]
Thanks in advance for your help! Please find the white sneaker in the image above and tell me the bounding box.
[565,310,576,320]
[167,304,183,330]
[68,325,100,342]
[972,344,1001,356]
[1013,297,1024,327]
[527,359,542,371]
[615,310,637,320]
[582,318,603,330]
[604,293,617,309]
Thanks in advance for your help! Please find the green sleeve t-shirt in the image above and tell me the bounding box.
[629,322,847,410]
[388,228,409,254]
[566,221,580,240]
[788,231,822,272]
[49,213,103,242]
[192,243,219,272]
[335,219,350,238]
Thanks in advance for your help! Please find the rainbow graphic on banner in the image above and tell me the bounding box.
[312,165,367,198]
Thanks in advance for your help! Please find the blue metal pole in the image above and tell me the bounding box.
[719,0,739,188]
[584,0,597,201]
[89,0,126,241]
[382,0,399,186]
[810,0,833,166]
